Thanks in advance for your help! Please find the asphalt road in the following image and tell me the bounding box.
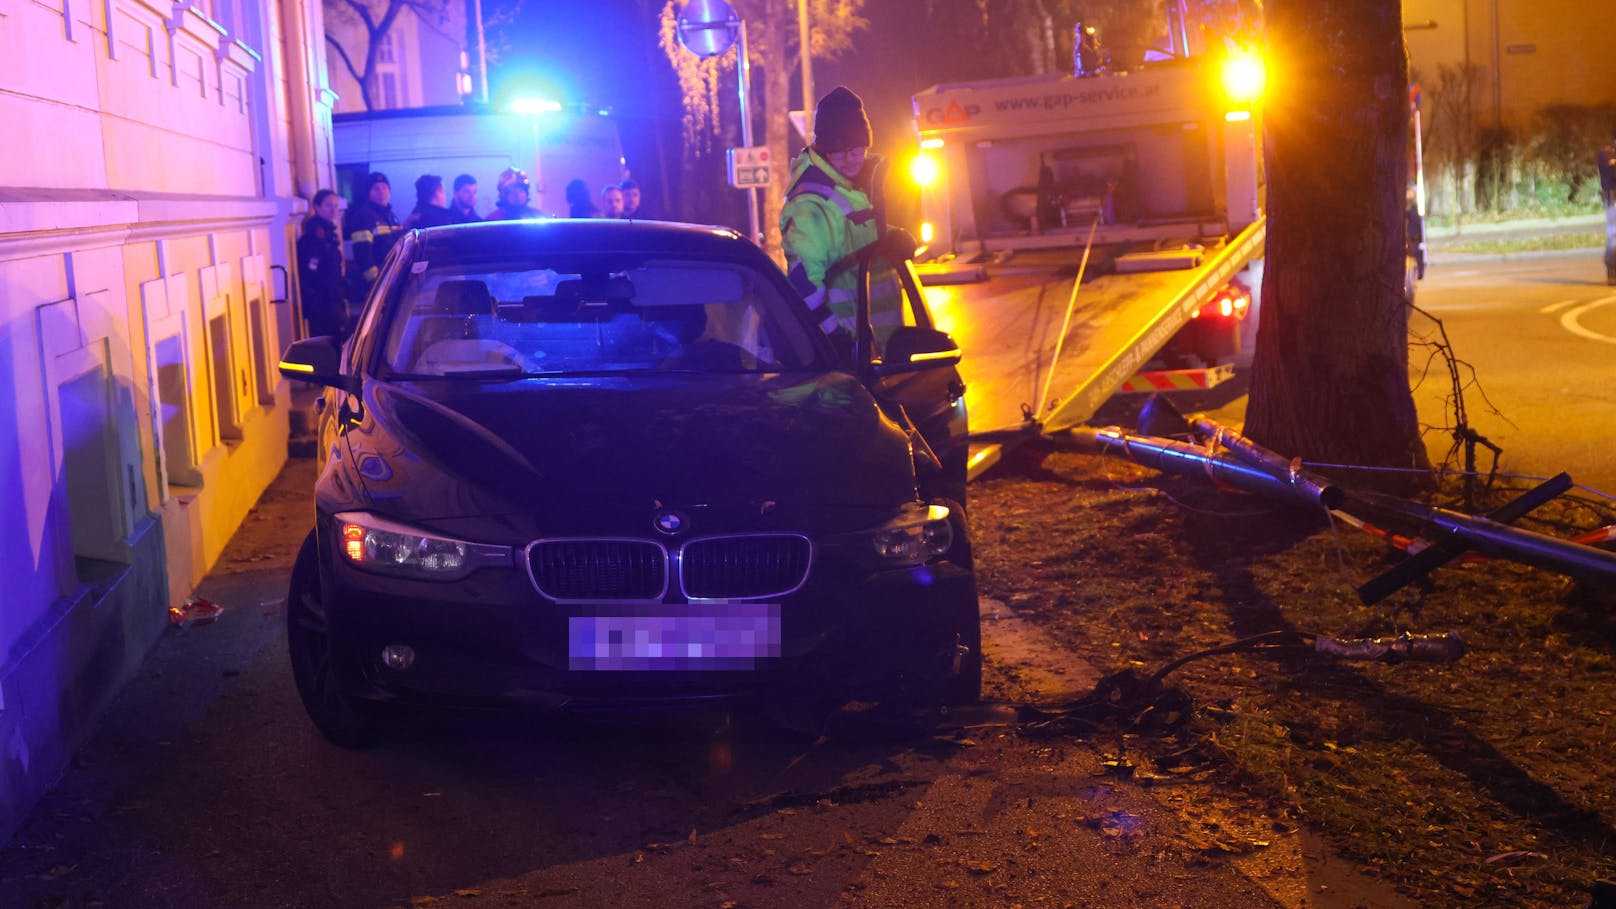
[1141,247,1616,509]
[0,458,1414,909]
[1407,250,1616,499]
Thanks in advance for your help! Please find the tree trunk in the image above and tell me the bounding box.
[758,2,788,257]
[1244,0,1429,485]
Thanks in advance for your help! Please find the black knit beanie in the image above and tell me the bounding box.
[812,86,872,155]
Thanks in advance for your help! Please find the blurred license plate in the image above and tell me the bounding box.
[568,604,781,671]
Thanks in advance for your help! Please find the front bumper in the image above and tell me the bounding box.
[316,534,976,712]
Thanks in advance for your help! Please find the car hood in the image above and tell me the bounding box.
[333,372,917,529]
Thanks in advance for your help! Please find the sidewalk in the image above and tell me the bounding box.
[1424,212,1605,265]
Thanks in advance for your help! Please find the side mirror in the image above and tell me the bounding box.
[279,337,353,390]
[876,326,961,376]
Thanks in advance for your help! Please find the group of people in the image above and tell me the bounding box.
[297,83,895,354]
[295,168,652,340]
[297,80,897,358]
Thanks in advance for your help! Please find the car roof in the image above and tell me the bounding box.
[412,219,770,266]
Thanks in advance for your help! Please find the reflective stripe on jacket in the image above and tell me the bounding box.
[780,149,904,347]
[345,201,400,285]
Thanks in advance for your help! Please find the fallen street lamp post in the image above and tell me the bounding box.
[1132,394,1344,511]
[1349,480,1616,600]
[1064,426,1342,512]
[1351,471,1573,604]
[1067,420,1616,599]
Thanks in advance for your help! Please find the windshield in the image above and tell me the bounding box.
[377,254,825,377]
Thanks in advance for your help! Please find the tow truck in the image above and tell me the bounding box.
[906,7,1267,476]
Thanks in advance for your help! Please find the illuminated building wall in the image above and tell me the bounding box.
[0,0,337,843]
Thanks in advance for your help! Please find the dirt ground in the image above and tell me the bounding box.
[967,434,1616,907]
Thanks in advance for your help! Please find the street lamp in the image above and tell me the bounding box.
[798,0,812,140]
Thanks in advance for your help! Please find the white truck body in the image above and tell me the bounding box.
[910,52,1265,450]
[332,106,625,217]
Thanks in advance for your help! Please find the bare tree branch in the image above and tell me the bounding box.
[325,34,371,109]
[341,0,379,33]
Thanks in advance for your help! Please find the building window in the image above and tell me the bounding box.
[247,294,275,405]
[379,71,401,109]
[154,334,201,489]
[376,33,395,64]
[208,312,242,441]
[57,358,130,584]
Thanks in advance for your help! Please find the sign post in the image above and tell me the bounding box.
[676,0,762,246]
[727,146,772,189]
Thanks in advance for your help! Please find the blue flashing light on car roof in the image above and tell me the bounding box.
[509,97,563,115]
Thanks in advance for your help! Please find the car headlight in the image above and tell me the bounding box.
[869,503,954,567]
[334,512,513,580]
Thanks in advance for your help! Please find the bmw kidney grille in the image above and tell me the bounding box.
[528,535,811,602]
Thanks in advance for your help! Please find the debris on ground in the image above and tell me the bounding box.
[168,597,223,628]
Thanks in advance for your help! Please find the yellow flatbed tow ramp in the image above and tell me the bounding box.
[919,217,1264,476]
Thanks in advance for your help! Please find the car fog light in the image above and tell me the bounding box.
[381,645,416,670]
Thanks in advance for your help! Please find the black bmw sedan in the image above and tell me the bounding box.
[278,219,978,746]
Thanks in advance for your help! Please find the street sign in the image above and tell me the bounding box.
[676,0,738,59]
[727,145,772,189]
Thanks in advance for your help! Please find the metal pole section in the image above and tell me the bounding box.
[737,19,761,245]
[798,0,813,140]
[1167,0,1191,58]
[1355,472,1572,604]
[1413,104,1426,217]
[1189,416,1344,510]
[1066,427,1337,513]
[1490,0,1501,128]
[1354,488,1616,587]
[473,0,489,103]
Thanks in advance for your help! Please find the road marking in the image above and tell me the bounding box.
[1540,299,1577,314]
[1560,294,1616,344]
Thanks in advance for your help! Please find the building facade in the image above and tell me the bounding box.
[0,0,337,843]
[324,0,466,114]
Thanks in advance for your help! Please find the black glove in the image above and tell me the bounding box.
[878,227,918,263]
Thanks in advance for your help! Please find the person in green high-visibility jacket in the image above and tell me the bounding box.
[781,86,907,359]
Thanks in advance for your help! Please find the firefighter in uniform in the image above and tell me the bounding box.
[486,168,544,221]
[781,86,907,360]
[343,171,400,304]
[296,189,348,339]
[1598,127,1616,286]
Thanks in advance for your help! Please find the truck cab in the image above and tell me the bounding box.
[907,19,1268,448]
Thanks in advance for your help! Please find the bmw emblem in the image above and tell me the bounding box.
[653,510,687,535]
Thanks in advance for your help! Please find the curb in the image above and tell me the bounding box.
[1424,213,1605,241]
[1425,246,1606,267]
